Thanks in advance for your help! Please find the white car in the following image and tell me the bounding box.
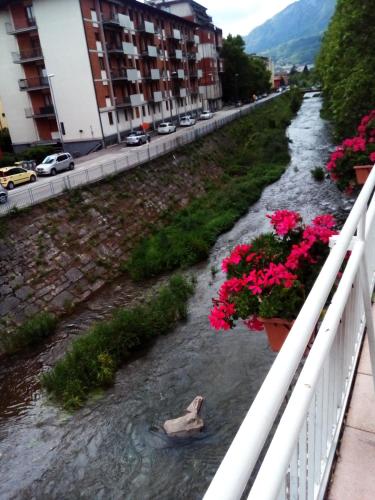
[180,116,196,126]
[200,110,213,120]
[36,153,74,176]
[157,122,176,134]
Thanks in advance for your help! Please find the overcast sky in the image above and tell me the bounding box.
[203,0,297,36]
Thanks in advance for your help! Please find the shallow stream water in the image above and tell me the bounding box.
[0,96,353,500]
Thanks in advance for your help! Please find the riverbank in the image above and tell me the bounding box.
[0,92,301,353]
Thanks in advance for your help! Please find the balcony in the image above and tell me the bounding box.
[140,45,158,58]
[19,76,49,91]
[180,88,187,98]
[143,68,160,80]
[115,96,131,108]
[169,49,183,60]
[6,18,37,35]
[152,91,163,103]
[187,53,197,61]
[167,29,181,40]
[25,105,55,118]
[189,72,198,79]
[102,13,121,27]
[111,69,128,81]
[122,42,137,56]
[130,93,145,106]
[137,20,155,35]
[107,44,123,54]
[126,69,141,81]
[12,48,43,64]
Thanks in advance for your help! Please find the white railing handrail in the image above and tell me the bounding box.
[204,164,375,500]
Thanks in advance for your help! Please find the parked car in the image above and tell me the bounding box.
[157,122,176,134]
[200,110,213,120]
[36,153,74,176]
[0,166,37,190]
[0,185,8,203]
[126,131,149,146]
[180,116,196,126]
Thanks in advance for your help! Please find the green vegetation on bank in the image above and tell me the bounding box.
[42,275,194,410]
[316,0,375,139]
[125,92,303,281]
[2,312,57,354]
[0,144,55,168]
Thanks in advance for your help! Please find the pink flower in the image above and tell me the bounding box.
[221,244,253,272]
[370,152,375,163]
[209,302,236,330]
[267,210,301,236]
[244,316,264,331]
[218,277,244,301]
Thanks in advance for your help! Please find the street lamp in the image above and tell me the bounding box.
[47,73,65,151]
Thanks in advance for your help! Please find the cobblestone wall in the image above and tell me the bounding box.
[0,148,222,335]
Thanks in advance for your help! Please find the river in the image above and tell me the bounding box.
[0,96,353,500]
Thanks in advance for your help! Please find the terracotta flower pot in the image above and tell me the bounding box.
[260,317,294,352]
[354,164,373,185]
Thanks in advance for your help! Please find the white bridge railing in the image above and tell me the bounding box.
[205,165,375,500]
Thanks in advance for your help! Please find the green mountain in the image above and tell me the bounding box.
[244,0,336,65]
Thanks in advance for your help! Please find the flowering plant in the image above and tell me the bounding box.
[209,210,337,332]
[326,110,375,191]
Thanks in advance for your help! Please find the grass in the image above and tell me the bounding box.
[124,92,303,281]
[2,312,57,354]
[42,275,194,410]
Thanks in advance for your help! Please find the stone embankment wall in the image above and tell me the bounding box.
[0,142,223,336]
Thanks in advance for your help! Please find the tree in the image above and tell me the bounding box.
[221,35,271,102]
[302,65,309,74]
[316,0,375,139]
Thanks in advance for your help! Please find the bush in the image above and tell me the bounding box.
[4,312,58,353]
[311,167,325,181]
[42,275,194,410]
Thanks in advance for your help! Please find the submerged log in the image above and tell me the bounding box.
[163,396,204,438]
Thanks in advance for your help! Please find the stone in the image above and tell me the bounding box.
[0,296,20,315]
[163,396,204,438]
[0,284,12,297]
[66,268,84,283]
[15,285,33,300]
[51,290,74,309]
[9,275,24,288]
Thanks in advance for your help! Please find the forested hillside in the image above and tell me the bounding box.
[316,0,375,139]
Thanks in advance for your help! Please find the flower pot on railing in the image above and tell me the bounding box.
[354,164,373,185]
[260,317,294,352]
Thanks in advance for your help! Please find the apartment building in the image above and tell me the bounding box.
[0,0,224,155]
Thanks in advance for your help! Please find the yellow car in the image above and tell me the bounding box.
[0,166,37,190]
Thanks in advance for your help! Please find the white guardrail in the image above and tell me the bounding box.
[204,164,375,499]
[0,98,275,217]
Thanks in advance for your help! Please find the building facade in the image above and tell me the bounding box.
[0,0,223,154]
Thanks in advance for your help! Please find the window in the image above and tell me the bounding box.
[99,57,105,70]
[95,32,100,42]
[60,122,66,135]
[108,112,114,125]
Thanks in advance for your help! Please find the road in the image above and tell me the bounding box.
[0,93,281,216]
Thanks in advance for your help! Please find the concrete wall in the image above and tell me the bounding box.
[33,0,103,144]
[0,11,39,144]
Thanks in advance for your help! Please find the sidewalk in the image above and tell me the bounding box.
[328,330,375,499]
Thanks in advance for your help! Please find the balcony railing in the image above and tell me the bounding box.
[19,76,49,91]
[137,20,155,35]
[25,105,55,118]
[115,96,131,108]
[102,13,121,27]
[204,166,375,500]
[111,69,128,81]
[12,48,43,63]
[107,44,123,53]
[140,45,158,58]
[143,68,160,80]
[6,18,37,34]
[169,49,183,60]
